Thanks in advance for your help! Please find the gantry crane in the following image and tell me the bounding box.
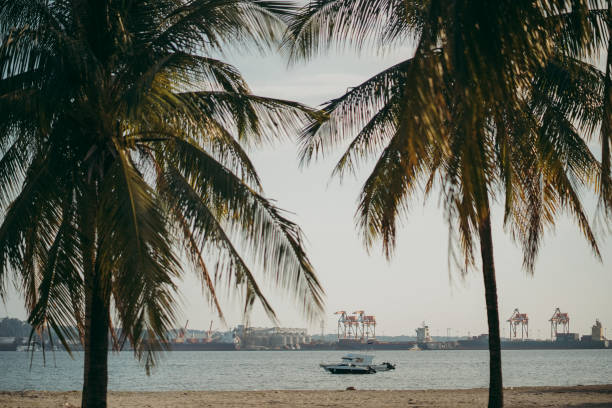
[353,310,376,339]
[507,309,529,340]
[336,310,376,341]
[205,320,214,343]
[176,320,189,343]
[335,311,349,339]
[549,308,570,340]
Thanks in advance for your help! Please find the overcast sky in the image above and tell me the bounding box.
[2,46,611,340]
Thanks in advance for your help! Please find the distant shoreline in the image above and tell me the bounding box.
[2,385,611,407]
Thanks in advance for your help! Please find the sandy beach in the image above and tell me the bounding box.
[1,385,611,408]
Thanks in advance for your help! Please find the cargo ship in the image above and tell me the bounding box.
[456,320,610,350]
[455,337,609,350]
[301,321,451,351]
[165,320,240,351]
[301,339,451,350]
[166,341,237,351]
[301,339,418,350]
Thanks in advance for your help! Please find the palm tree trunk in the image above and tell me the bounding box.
[82,271,110,408]
[478,201,503,408]
[80,190,110,408]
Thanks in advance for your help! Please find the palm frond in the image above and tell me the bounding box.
[153,0,293,53]
[299,58,413,165]
[163,138,324,320]
[98,149,180,371]
[177,91,324,145]
[282,0,419,62]
[160,165,279,321]
[600,13,612,213]
[28,200,83,355]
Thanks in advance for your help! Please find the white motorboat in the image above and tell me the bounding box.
[320,353,396,374]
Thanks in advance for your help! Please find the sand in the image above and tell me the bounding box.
[1,385,611,407]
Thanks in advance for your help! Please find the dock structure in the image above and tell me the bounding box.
[237,325,310,349]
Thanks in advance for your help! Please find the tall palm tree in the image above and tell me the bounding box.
[0,1,324,407]
[284,1,603,406]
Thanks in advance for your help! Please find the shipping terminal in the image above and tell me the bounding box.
[0,308,609,351]
[164,307,609,351]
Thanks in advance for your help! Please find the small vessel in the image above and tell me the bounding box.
[320,353,396,374]
[16,344,41,352]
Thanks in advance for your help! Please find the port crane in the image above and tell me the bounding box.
[176,320,189,343]
[549,308,570,340]
[335,311,349,339]
[336,310,376,341]
[353,310,376,339]
[507,308,529,340]
[206,320,214,343]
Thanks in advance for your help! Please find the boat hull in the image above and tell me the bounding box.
[371,363,396,371]
[166,342,237,351]
[320,362,394,374]
[320,365,376,374]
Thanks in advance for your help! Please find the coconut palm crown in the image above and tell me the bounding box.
[0,0,324,406]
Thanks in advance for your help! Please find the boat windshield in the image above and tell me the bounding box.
[342,357,363,362]
[341,354,373,364]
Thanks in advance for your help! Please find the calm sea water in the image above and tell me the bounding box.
[1,350,611,391]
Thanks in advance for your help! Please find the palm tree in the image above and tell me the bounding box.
[284,1,603,406]
[0,1,324,407]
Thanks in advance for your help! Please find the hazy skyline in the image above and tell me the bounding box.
[2,47,611,339]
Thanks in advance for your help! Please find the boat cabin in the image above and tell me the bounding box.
[341,354,374,365]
